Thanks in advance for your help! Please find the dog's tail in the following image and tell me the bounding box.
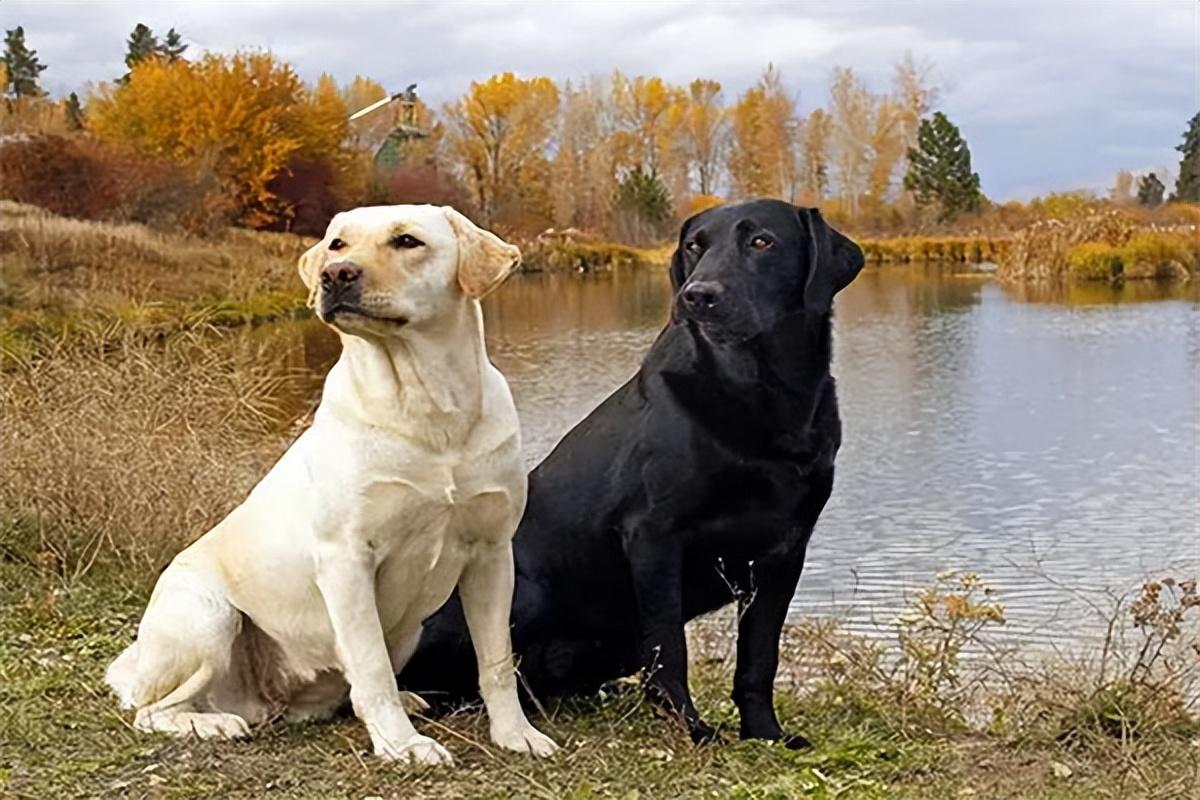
[106,640,214,712]
[105,642,144,709]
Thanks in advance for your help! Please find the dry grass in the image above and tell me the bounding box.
[0,200,311,325]
[857,236,1011,265]
[518,234,669,273]
[0,323,304,579]
[998,210,1200,283]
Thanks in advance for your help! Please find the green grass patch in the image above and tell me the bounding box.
[1,563,1195,799]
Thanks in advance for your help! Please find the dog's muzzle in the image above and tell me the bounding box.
[318,261,363,321]
[677,280,726,323]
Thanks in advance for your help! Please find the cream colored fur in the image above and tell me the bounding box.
[105,205,557,765]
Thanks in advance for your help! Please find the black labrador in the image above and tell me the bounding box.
[402,199,864,746]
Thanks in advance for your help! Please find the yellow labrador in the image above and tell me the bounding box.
[106,205,557,765]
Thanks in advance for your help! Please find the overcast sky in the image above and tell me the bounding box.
[3,1,1195,199]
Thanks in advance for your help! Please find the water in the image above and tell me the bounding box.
[267,265,1199,649]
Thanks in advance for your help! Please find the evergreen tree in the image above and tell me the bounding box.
[903,111,982,221]
[119,23,159,84]
[2,26,48,100]
[160,28,187,62]
[64,91,85,130]
[615,168,672,224]
[613,167,672,244]
[125,23,159,68]
[1136,172,1165,208]
[1173,111,1199,202]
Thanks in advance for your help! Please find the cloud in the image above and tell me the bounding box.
[3,0,1195,199]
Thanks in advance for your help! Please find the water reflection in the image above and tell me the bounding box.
[245,266,1199,649]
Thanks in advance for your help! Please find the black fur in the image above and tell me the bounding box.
[402,199,864,746]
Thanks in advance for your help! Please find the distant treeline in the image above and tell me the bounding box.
[1,24,1198,244]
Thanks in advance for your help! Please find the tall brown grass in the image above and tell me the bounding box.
[0,323,302,579]
[998,210,1200,283]
[0,201,310,320]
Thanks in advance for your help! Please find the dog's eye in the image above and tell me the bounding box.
[750,236,774,251]
[390,234,425,249]
[329,238,346,251]
[685,240,703,255]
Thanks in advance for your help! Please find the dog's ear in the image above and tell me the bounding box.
[297,240,326,307]
[443,206,521,299]
[669,211,703,291]
[800,208,864,309]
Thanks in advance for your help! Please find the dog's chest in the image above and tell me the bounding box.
[337,443,521,630]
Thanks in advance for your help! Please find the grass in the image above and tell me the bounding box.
[998,210,1200,283]
[2,560,1196,799]
[0,201,313,359]
[519,236,669,273]
[857,236,1011,265]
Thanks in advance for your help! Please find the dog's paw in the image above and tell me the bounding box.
[187,712,251,740]
[137,711,250,740]
[398,691,430,714]
[491,723,559,757]
[780,731,812,750]
[688,719,720,745]
[377,733,454,766]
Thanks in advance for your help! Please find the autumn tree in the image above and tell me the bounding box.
[1136,172,1165,208]
[1174,112,1199,202]
[865,96,904,208]
[890,52,938,205]
[828,66,875,216]
[799,108,832,203]
[443,72,559,228]
[91,52,350,228]
[552,77,616,231]
[610,73,684,178]
[727,65,798,200]
[3,27,47,101]
[1111,169,1134,204]
[678,79,727,197]
[903,111,981,220]
[342,76,392,153]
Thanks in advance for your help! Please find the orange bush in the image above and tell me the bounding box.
[89,54,350,228]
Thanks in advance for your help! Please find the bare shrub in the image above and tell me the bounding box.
[0,135,232,235]
[368,165,475,216]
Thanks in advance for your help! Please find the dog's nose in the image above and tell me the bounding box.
[320,262,362,288]
[681,281,724,312]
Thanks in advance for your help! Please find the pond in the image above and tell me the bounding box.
[265,265,1199,649]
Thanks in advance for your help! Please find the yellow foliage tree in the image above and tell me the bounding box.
[678,79,727,198]
[89,52,349,227]
[553,77,617,231]
[443,72,559,228]
[799,108,832,203]
[728,66,797,200]
[342,75,391,153]
[610,73,685,179]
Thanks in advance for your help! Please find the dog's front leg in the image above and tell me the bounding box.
[459,540,558,756]
[626,535,716,744]
[733,546,810,749]
[314,542,452,765]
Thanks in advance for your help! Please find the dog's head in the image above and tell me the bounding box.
[298,205,520,336]
[668,199,864,343]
